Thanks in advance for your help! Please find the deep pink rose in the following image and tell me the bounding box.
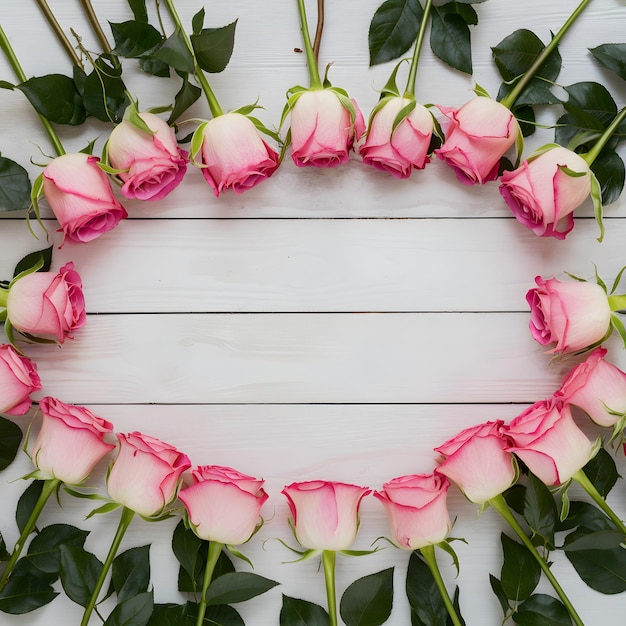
[30,397,115,484]
[360,96,434,178]
[435,97,519,185]
[178,465,268,544]
[106,432,191,517]
[197,113,280,197]
[374,473,451,550]
[556,347,626,427]
[0,344,41,415]
[107,111,188,201]
[503,399,593,485]
[290,89,365,168]
[434,420,517,503]
[7,262,86,343]
[42,153,128,244]
[282,480,370,551]
[499,146,591,239]
[526,276,611,354]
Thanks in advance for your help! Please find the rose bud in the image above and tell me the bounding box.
[30,397,115,485]
[42,153,128,244]
[526,276,611,355]
[556,347,626,427]
[7,262,86,343]
[499,146,591,239]
[178,465,268,545]
[282,480,371,551]
[374,473,451,550]
[503,399,594,486]
[435,420,518,504]
[106,432,191,517]
[290,89,365,168]
[0,344,41,415]
[195,112,280,197]
[435,97,520,185]
[360,96,434,178]
[107,111,188,201]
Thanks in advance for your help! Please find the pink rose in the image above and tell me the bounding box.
[282,480,371,551]
[526,276,611,354]
[0,344,41,415]
[556,347,626,427]
[178,465,268,544]
[374,473,451,550]
[197,112,280,197]
[435,97,519,185]
[503,399,593,486]
[42,153,128,244]
[499,146,591,239]
[360,96,434,178]
[7,262,86,343]
[107,111,188,201]
[290,89,365,168]
[434,420,517,503]
[106,432,191,517]
[30,397,115,485]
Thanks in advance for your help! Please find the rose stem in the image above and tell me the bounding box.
[312,0,324,65]
[322,550,338,626]
[0,25,65,156]
[0,479,59,591]
[499,0,592,110]
[35,0,81,65]
[404,0,433,98]
[296,0,323,89]
[80,506,135,626]
[162,0,224,117]
[581,106,626,166]
[195,541,223,626]
[419,545,463,626]
[489,494,584,626]
[571,469,626,536]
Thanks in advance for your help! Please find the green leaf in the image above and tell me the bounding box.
[153,29,195,74]
[146,603,186,626]
[489,574,510,615]
[513,594,572,625]
[110,21,163,58]
[0,156,31,212]
[24,524,89,577]
[368,0,423,66]
[17,74,86,126]
[82,54,130,124]
[192,8,205,35]
[590,43,626,81]
[503,484,526,517]
[0,416,22,470]
[191,21,237,73]
[0,572,58,614]
[104,591,154,626]
[172,518,202,591]
[590,150,625,206]
[178,542,234,593]
[204,571,279,606]
[139,56,171,78]
[280,594,330,625]
[168,73,202,126]
[406,552,448,626]
[12,246,53,278]
[430,7,472,75]
[563,529,625,552]
[16,480,44,535]
[59,544,103,607]
[582,448,619,498]
[499,533,540,601]
[112,545,151,604]
[128,0,148,23]
[0,532,9,561]
[523,473,558,549]
[340,567,394,626]
[183,601,245,625]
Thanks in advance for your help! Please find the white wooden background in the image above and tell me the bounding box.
[1,0,626,623]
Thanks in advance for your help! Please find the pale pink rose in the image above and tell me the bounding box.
[42,153,128,243]
[198,113,280,197]
[435,97,519,185]
[360,96,434,178]
[107,111,188,201]
[282,480,371,551]
[503,399,593,485]
[178,465,268,544]
[556,347,626,427]
[374,473,451,550]
[500,146,591,239]
[290,89,365,168]
[0,344,41,415]
[526,276,611,354]
[30,397,115,484]
[7,262,86,343]
[435,420,517,503]
[106,432,191,517]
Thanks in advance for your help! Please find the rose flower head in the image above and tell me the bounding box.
[0,344,41,415]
